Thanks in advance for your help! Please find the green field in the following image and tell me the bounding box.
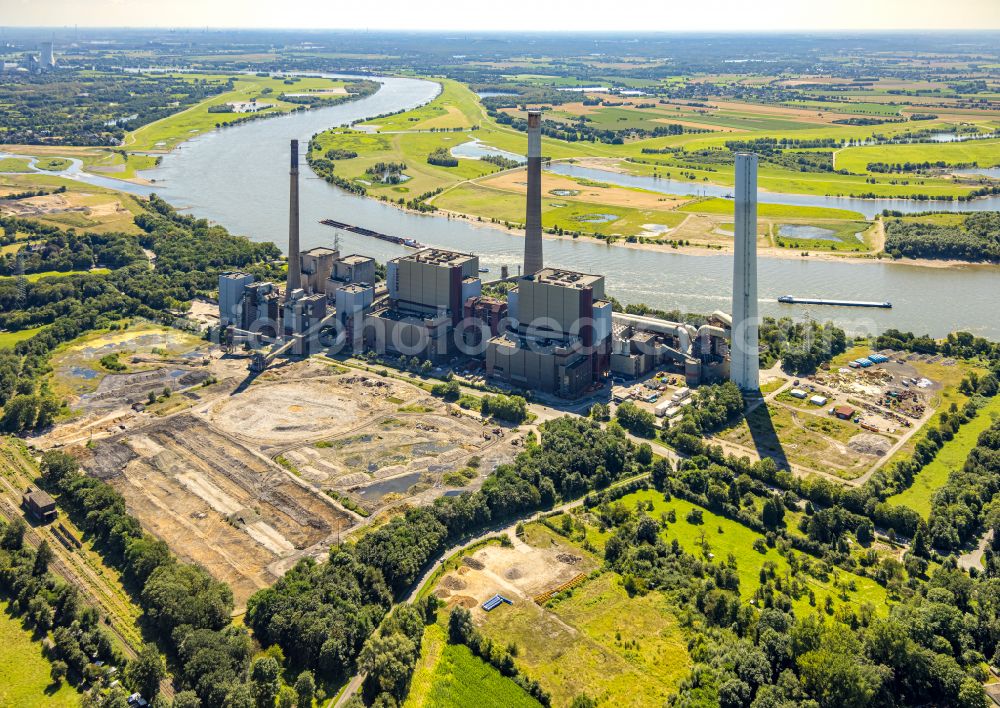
[0,602,81,707]
[479,570,690,708]
[405,623,541,708]
[678,197,863,220]
[0,157,31,173]
[836,138,1000,173]
[435,182,687,238]
[607,490,890,614]
[34,158,72,172]
[887,395,1000,517]
[0,269,111,283]
[0,325,46,349]
[774,221,872,251]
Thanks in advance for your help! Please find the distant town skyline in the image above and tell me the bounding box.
[4,0,1000,32]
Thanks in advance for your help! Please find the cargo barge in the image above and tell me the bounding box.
[320,219,424,249]
[778,295,892,309]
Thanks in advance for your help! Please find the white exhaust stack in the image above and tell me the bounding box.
[522,111,543,276]
[730,153,759,391]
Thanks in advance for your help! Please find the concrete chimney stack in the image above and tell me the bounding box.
[286,139,302,295]
[730,153,760,391]
[522,110,543,276]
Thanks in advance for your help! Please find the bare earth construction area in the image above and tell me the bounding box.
[68,357,517,608]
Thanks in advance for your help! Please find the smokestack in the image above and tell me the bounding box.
[522,110,543,276]
[286,139,302,295]
[730,153,760,391]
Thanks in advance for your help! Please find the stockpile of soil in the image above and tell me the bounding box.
[848,433,891,456]
[462,556,485,570]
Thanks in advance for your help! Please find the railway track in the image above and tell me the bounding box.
[0,443,143,656]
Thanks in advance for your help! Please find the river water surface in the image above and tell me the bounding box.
[138,76,1000,338]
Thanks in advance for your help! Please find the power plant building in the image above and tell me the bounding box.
[283,289,327,338]
[219,272,255,326]
[366,248,482,361]
[327,254,377,298]
[610,311,731,386]
[485,268,611,397]
[300,247,338,294]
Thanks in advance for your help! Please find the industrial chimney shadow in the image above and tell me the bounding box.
[744,399,792,472]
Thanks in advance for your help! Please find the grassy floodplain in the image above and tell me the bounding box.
[127,73,358,152]
[308,76,1000,259]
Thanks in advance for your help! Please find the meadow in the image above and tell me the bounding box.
[598,490,891,614]
[477,562,691,707]
[0,602,80,707]
[404,624,541,708]
[887,394,1000,517]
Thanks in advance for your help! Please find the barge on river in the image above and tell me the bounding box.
[320,219,424,249]
[778,295,892,309]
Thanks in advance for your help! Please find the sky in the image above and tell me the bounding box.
[3,0,1000,32]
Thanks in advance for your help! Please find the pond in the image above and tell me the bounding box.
[777,225,840,242]
[355,471,423,500]
[450,139,525,164]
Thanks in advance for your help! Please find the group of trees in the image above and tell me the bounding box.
[885,212,1000,263]
[426,147,459,167]
[0,196,281,434]
[0,516,124,689]
[927,418,1000,551]
[0,70,227,145]
[358,599,438,706]
[0,229,145,276]
[759,317,848,373]
[599,487,991,708]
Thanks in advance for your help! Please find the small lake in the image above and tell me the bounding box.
[547,162,1000,219]
[952,167,1000,179]
[450,139,525,164]
[476,91,518,98]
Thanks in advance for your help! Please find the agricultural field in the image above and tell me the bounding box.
[0,602,80,707]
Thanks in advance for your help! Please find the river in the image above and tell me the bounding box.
[133,75,1000,339]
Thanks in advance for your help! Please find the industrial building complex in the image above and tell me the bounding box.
[219,134,762,398]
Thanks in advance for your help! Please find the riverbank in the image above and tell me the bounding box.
[429,204,994,270]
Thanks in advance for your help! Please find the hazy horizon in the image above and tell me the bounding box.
[4,0,1000,32]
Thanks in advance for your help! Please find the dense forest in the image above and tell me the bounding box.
[884,213,1000,262]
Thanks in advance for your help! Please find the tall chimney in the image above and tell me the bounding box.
[522,111,543,276]
[730,153,760,391]
[286,139,302,295]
